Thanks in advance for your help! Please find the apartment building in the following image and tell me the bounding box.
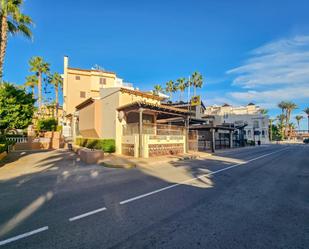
[205,103,270,144]
[62,56,132,118]
[61,57,192,158]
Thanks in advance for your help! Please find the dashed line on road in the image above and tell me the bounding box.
[119,147,289,205]
[0,226,48,246]
[0,146,289,246]
[69,207,107,222]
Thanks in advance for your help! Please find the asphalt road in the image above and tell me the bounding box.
[0,145,308,248]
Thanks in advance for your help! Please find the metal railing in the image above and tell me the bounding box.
[6,136,28,143]
[123,123,185,136]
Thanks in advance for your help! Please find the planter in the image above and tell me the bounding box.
[80,148,104,164]
[0,151,7,161]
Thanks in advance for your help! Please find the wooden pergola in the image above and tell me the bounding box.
[117,101,193,156]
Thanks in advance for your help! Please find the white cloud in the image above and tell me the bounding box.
[228,86,309,104]
[219,35,309,113]
[227,35,309,89]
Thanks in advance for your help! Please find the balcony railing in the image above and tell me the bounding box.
[123,123,185,136]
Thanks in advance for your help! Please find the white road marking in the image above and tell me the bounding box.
[69,207,107,222]
[120,147,289,205]
[0,226,48,246]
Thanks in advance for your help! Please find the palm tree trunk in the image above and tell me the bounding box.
[31,86,35,97]
[0,15,8,82]
[287,110,292,139]
[55,84,59,120]
[38,72,42,114]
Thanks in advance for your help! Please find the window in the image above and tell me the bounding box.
[253,120,259,129]
[80,91,86,98]
[100,78,106,85]
[248,130,251,136]
[75,76,81,80]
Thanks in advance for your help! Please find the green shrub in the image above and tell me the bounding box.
[0,143,7,153]
[75,138,116,153]
[37,118,58,132]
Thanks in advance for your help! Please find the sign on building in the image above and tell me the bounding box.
[191,95,201,106]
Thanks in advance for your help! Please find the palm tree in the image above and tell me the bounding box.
[285,101,298,138]
[260,109,268,115]
[153,84,162,96]
[191,71,203,96]
[165,80,175,100]
[278,101,287,115]
[276,114,286,140]
[295,115,303,129]
[304,107,309,132]
[48,72,63,120]
[176,77,186,102]
[29,56,50,112]
[0,0,33,81]
[24,75,38,97]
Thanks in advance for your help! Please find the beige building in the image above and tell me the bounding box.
[62,56,132,118]
[75,87,190,157]
[62,57,191,158]
[205,103,270,144]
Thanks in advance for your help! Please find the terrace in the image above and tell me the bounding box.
[117,101,192,158]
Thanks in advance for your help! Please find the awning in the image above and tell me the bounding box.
[117,101,194,117]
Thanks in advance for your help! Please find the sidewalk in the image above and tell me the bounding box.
[100,151,213,168]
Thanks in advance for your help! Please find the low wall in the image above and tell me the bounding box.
[13,132,64,151]
[121,134,185,158]
[144,135,185,158]
[121,135,139,157]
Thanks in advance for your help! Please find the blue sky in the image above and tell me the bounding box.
[6,0,309,128]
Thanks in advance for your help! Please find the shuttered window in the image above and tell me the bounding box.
[80,91,86,98]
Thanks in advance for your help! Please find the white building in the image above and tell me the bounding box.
[205,103,270,144]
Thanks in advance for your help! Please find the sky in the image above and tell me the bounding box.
[6,0,309,129]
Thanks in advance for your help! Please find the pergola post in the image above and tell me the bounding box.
[211,128,216,153]
[185,116,189,153]
[229,130,233,148]
[139,108,144,157]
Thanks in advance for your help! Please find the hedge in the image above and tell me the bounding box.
[0,135,15,153]
[75,138,116,153]
[37,118,58,132]
[0,143,7,153]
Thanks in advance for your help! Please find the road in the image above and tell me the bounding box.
[0,145,308,248]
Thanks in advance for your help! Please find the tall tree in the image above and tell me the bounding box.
[285,101,297,138]
[48,72,62,120]
[176,77,186,102]
[295,115,303,129]
[24,75,38,96]
[29,56,50,112]
[0,0,33,81]
[276,114,286,140]
[260,109,268,115]
[191,71,203,96]
[153,84,162,96]
[0,82,35,133]
[165,80,176,100]
[304,107,309,132]
[278,101,287,115]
